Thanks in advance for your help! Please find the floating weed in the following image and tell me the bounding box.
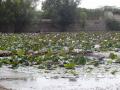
[74,56,87,65]
[64,63,75,69]
[114,58,120,63]
[107,59,113,64]
[87,60,100,67]
[0,33,120,70]
[88,66,94,69]
[16,49,25,56]
[68,70,79,76]
[93,61,100,67]
[38,65,45,69]
[109,53,117,60]
[111,70,118,75]
[0,61,2,67]
[87,66,93,72]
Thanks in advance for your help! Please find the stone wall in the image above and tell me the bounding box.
[0,19,107,33]
[85,19,106,31]
[23,19,107,32]
[113,15,120,21]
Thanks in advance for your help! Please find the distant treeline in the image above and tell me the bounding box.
[0,0,120,32]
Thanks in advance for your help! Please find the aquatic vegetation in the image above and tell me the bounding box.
[111,70,118,75]
[114,58,120,63]
[0,62,2,67]
[87,60,100,67]
[107,59,113,64]
[92,60,100,67]
[74,56,87,65]
[64,63,75,69]
[38,65,46,69]
[109,53,117,60]
[0,33,120,69]
[68,70,79,76]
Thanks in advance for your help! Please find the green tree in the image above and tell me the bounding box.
[79,11,87,28]
[106,19,120,31]
[0,0,38,32]
[42,0,80,32]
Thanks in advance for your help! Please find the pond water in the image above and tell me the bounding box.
[0,51,120,90]
[0,65,120,90]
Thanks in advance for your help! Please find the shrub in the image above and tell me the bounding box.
[106,19,120,31]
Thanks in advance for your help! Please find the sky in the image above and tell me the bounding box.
[36,0,120,10]
[80,0,120,9]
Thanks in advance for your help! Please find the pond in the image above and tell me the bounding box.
[0,33,120,90]
[0,63,120,90]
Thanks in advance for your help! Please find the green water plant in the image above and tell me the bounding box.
[109,53,117,60]
[111,70,118,75]
[74,56,87,65]
[114,58,120,63]
[87,60,99,67]
[67,70,79,76]
[0,62,2,67]
[64,63,75,69]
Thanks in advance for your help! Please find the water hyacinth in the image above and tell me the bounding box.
[0,32,120,69]
[73,49,82,53]
[94,44,101,49]
[63,46,69,52]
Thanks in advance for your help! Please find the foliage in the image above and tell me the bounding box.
[109,53,117,60]
[114,58,120,63]
[111,70,118,75]
[0,33,120,69]
[0,0,38,32]
[103,6,120,15]
[87,60,100,67]
[16,49,25,56]
[0,61,2,67]
[64,63,75,69]
[106,19,120,31]
[42,0,80,31]
[78,11,87,28]
[67,70,78,76]
[77,8,104,20]
[74,56,87,65]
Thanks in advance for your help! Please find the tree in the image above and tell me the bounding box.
[76,8,87,29]
[42,0,80,32]
[0,0,38,32]
[106,19,120,31]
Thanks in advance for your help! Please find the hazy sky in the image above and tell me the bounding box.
[36,0,120,10]
[80,0,120,9]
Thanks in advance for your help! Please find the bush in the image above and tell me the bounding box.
[106,19,120,31]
